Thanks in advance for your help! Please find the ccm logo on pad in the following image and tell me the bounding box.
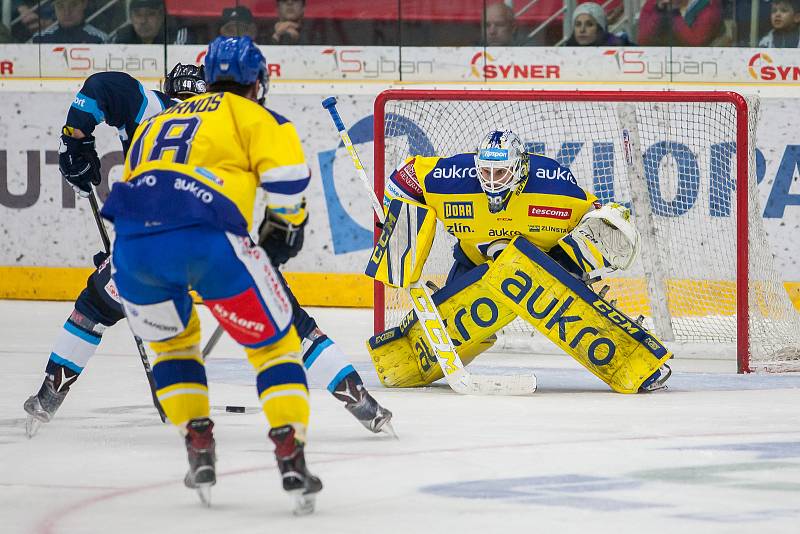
[528,205,572,220]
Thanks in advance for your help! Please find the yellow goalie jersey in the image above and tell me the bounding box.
[384,152,599,267]
[101,91,310,236]
[372,153,671,394]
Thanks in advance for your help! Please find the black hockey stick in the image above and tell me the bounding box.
[87,191,168,423]
[202,324,224,360]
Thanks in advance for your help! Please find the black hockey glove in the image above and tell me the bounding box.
[92,251,110,268]
[59,134,101,198]
[258,208,307,268]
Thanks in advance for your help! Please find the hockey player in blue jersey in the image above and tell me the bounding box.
[24,64,392,437]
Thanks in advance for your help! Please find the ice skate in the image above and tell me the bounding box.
[183,418,216,507]
[333,375,395,436]
[269,425,323,515]
[639,364,672,393]
[23,374,71,438]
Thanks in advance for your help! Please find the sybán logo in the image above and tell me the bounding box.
[322,48,433,78]
[52,46,158,73]
[603,49,718,80]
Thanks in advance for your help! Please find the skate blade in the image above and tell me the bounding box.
[290,490,316,516]
[641,384,669,393]
[25,415,42,438]
[380,421,399,440]
[195,483,212,507]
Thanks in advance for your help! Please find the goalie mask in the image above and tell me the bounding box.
[475,130,528,213]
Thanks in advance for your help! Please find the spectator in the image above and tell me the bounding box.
[734,0,772,46]
[637,0,722,46]
[565,2,631,45]
[485,2,517,46]
[13,2,56,42]
[272,0,305,44]
[0,22,10,43]
[114,0,191,44]
[219,5,258,39]
[759,0,800,47]
[31,0,108,43]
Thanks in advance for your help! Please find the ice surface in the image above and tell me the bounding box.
[1,300,799,534]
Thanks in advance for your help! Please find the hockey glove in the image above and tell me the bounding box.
[59,134,102,198]
[258,208,307,267]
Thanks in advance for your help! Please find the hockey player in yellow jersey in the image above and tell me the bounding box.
[368,129,672,395]
[101,36,321,513]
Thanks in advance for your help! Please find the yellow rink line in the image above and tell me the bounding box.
[1,266,799,313]
[595,278,800,315]
[0,266,372,308]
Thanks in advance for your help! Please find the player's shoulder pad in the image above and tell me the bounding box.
[264,107,292,126]
[154,91,174,110]
[423,152,483,195]
[525,154,586,200]
[82,71,137,91]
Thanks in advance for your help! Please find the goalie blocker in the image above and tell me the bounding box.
[368,235,672,394]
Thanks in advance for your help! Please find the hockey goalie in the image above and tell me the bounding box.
[366,129,673,394]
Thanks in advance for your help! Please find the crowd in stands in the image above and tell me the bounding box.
[0,0,798,47]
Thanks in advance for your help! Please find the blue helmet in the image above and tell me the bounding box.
[204,36,267,87]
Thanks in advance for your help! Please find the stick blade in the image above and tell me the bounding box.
[448,370,537,396]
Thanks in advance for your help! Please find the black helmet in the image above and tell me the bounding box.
[164,63,207,100]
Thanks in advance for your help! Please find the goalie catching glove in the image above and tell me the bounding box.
[258,205,307,267]
[59,131,102,198]
[558,202,640,279]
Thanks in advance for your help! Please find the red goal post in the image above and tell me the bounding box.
[371,89,800,374]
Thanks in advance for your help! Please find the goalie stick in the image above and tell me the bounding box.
[88,191,168,422]
[321,96,536,396]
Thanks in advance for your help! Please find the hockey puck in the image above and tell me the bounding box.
[225,405,246,413]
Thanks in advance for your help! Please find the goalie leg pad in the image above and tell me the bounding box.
[484,237,672,393]
[368,264,517,387]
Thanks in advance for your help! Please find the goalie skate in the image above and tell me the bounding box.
[183,418,216,507]
[269,425,323,515]
[639,364,672,393]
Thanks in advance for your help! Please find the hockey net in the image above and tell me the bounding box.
[372,90,800,373]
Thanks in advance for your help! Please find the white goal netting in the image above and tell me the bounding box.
[374,91,800,373]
